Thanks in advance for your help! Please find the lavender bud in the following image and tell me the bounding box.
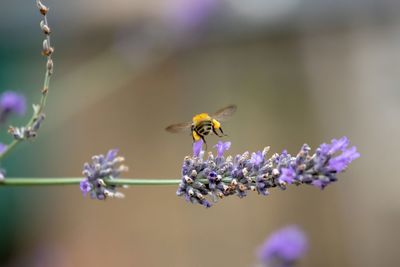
[184,175,193,184]
[80,149,128,200]
[36,1,49,15]
[42,40,54,56]
[40,20,51,34]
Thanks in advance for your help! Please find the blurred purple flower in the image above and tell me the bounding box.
[0,91,26,122]
[214,141,231,157]
[168,0,219,31]
[0,143,7,155]
[0,143,7,180]
[81,149,128,200]
[258,226,308,266]
[193,139,204,157]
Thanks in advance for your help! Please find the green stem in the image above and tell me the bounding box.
[0,177,237,187]
[0,178,181,186]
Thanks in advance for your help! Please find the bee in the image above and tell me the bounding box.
[165,105,237,148]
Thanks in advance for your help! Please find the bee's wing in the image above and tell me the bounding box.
[212,104,237,121]
[165,122,192,133]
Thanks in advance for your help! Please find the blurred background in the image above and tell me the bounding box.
[0,0,400,266]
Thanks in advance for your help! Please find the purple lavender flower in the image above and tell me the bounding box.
[193,139,204,157]
[80,149,128,200]
[311,137,360,189]
[328,146,360,172]
[258,226,308,267]
[320,136,349,155]
[0,91,26,122]
[177,137,359,207]
[79,178,92,196]
[250,151,264,166]
[278,168,296,185]
[214,141,231,157]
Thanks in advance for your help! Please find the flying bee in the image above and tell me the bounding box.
[165,105,237,148]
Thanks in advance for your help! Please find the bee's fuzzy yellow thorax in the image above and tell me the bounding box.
[192,113,211,124]
[212,119,221,129]
[192,130,201,141]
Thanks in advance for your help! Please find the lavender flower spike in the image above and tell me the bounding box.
[80,149,128,200]
[176,137,359,207]
[258,225,308,267]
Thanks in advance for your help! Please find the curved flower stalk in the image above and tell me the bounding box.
[257,225,308,267]
[80,149,128,200]
[0,0,54,160]
[176,137,359,207]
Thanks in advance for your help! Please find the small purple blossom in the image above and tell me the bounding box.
[79,178,92,196]
[0,91,26,122]
[81,149,128,200]
[258,226,308,266]
[320,136,349,155]
[250,151,264,166]
[328,146,360,172]
[214,141,231,157]
[177,137,359,207]
[279,168,296,185]
[193,139,204,157]
[311,179,327,190]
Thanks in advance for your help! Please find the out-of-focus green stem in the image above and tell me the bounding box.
[0,177,236,187]
[0,178,181,186]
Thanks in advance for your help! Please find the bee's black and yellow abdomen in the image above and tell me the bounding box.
[194,120,213,136]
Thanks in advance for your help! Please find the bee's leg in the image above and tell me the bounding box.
[219,127,227,136]
[213,127,226,137]
[213,127,223,137]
